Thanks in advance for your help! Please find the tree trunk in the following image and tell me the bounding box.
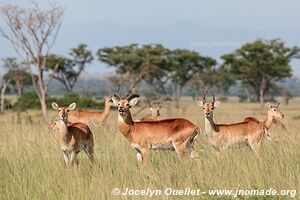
[245,87,251,102]
[36,68,48,118]
[259,87,264,104]
[259,77,267,104]
[0,79,11,113]
[16,80,22,97]
[39,90,48,117]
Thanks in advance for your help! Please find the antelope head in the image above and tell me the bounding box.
[111,89,140,118]
[51,102,77,123]
[195,91,221,119]
[266,102,284,119]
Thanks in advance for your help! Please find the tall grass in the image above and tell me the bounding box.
[0,100,299,199]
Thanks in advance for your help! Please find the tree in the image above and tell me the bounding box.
[0,2,64,117]
[214,65,235,97]
[170,49,203,99]
[2,58,32,97]
[46,44,93,93]
[0,58,14,113]
[222,39,300,103]
[98,44,169,93]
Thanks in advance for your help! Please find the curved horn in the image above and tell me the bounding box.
[203,89,208,102]
[113,86,121,100]
[211,91,215,103]
[126,94,140,101]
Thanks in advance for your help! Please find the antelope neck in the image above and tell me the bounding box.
[264,111,274,130]
[204,113,219,136]
[118,111,134,137]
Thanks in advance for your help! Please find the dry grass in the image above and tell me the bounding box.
[0,98,299,199]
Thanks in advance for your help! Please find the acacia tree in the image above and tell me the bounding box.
[46,44,93,93]
[0,58,14,113]
[189,56,217,93]
[222,39,300,104]
[2,58,32,97]
[98,44,169,93]
[0,2,64,117]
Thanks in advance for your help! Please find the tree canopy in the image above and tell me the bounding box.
[222,39,300,103]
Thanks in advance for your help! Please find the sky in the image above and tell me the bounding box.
[0,0,299,73]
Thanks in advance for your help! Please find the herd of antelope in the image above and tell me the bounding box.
[49,89,285,167]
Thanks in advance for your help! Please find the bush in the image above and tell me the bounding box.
[49,93,102,110]
[13,92,41,111]
[13,92,102,111]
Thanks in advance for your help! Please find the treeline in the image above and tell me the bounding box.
[0,2,300,117]
[97,40,300,104]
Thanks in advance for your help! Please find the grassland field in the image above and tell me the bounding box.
[0,97,299,200]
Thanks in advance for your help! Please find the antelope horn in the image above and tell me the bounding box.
[276,103,280,108]
[211,91,215,103]
[126,94,140,101]
[113,86,121,100]
[203,89,208,102]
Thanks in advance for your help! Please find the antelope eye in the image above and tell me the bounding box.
[58,109,61,112]
[67,110,69,112]
[126,103,130,107]
[212,107,214,110]
[202,107,205,110]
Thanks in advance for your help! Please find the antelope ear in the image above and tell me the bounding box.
[265,102,272,108]
[214,100,221,108]
[52,102,59,110]
[195,98,204,107]
[128,97,139,107]
[111,96,119,107]
[68,103,77,111]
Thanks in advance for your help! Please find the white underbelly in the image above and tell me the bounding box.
[150,141,175,150]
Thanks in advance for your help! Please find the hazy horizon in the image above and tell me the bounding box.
[0,0,299,73]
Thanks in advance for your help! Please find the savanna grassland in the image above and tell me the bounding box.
[0,98,299,200]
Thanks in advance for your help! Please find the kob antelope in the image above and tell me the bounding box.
[139,104,161,121]
[244,102,285,139]
[50,102,94,167]
[68,96,113,125]
[112,91,200,166]
[195,92,266,154]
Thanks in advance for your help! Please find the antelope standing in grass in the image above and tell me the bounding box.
[139,103,161,121]
[50,102,94,167]
[111,91,200,166]
[195,92,266,154]
[68,96,113,125]
[244,102,285,139]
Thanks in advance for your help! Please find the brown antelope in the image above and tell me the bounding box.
[68,96,113,125]
[111,91,200,166]
[139,104,161,121]
[195,92,266,154]
[50,102,94,167]
[244,102,285,139]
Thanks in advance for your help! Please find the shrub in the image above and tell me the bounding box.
[13,92,102,111]
[13,92,41,111]
[49,93,102,110]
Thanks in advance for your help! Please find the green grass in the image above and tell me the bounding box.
[0,99,299,199]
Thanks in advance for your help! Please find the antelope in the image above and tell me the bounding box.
[111,91,200,166]
[195,91,266,154]
[50,102,94,167]
[139,104,161,121]
[68,96,113,125]
[244,102,285,139]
